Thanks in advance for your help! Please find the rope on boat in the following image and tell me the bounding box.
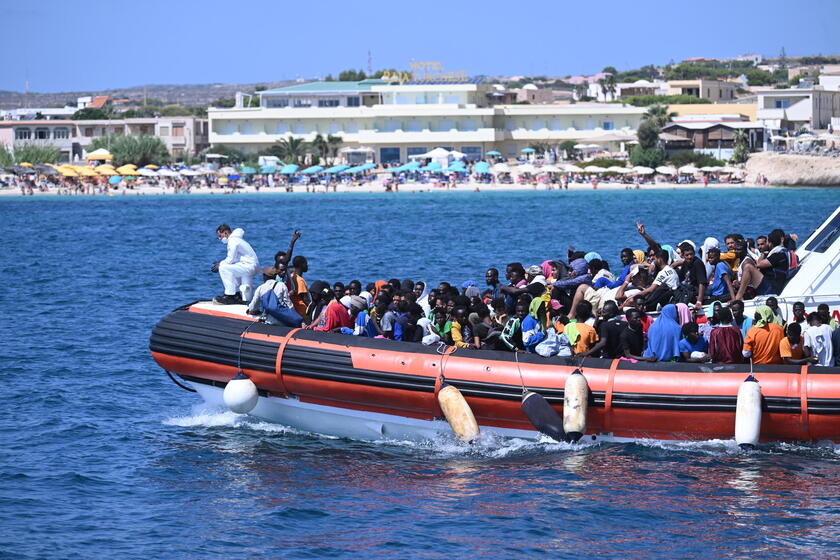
[164,369,197,393]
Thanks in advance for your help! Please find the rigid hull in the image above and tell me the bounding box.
[150,303,840,444]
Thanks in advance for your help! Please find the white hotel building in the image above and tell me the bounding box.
[208,79,646,163]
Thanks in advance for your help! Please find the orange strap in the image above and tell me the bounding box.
[274,328,301,396]
[799,364,810,438]
[603,359,620,434]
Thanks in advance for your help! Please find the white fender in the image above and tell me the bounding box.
[437,384,480,443]
[223,372,259,414]
[735,375,762,449]
[563,370,589,442]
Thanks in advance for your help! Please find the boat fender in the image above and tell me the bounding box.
[563,369,589,443]
[521,391,565,442]
[223,371,259,414]
[735,375,762,450]
[437,383,480,444]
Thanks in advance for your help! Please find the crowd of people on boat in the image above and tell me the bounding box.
[211,223,839,368]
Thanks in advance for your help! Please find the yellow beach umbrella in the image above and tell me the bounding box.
[116,164,137,174]
[60,169,79,177]
[95,166,117,175]
[78,167,98,176]
[19,162,33,167]
[144,164,159,170]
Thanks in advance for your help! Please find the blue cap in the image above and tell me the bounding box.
[584,251,602,262]
[461,280,477,289]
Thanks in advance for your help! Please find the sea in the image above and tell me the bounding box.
[1,187,839,559]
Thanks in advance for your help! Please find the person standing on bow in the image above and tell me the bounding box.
[212,224,260,305]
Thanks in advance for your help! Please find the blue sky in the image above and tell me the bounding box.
[2,0,838,93]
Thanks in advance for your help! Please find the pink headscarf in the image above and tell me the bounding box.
[675,303,692,325]
[541,260,553,279]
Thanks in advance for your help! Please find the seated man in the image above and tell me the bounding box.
[635,250,678,311]
[247,265,303,327]
[213,224,260,304]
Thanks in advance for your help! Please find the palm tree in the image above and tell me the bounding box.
[606,74,617,101]
[272,136,308,164]
[326,135,343,161]
[310,134,328,160]
[644,104,677,128]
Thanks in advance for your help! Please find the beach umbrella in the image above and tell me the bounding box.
[473,161,491,174]
[35,164,59,176]
[563,164,583,173]
[218,166,236,174]
[678,165,699,174]
[324,165,349,174]
[538,164,561,173]
[521,147,535,153]
[108,175,122,184]
[259,165,277,174]
[240,166,257,175]
[485,150,501,156]
[445,161,467,173]
[720,166,741,174]
[655,166,677,175]
[78,167,98,176]
[180,169,201,176]
[86,148,113,161]
[515,163,537,174]
[144,164,159,170]
[583,165,604,173]
[700,166,721,172]
[9,165,35,175]
[632,166,655,174]
[279,164,299,175]
[95,166,118,175]
[59,168,79,177]
[138,168,158,177]
[492,163,511,173]
[19,162,34,167]
[419,161,442,172]
[157,168,180,177]
[228,174,241,181]
[606,166,630,173]
[116,164,137,174]
[300,165,323,174]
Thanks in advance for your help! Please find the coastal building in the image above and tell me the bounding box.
[0,116,209,161]
[586,80,669,102]
[208,79,645,163]
[667,103,758,122]
[661,120,764,159]
[667,79,737,102]
[755,87,840,133]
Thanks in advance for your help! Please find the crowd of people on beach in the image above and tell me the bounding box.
[212,222,838,368]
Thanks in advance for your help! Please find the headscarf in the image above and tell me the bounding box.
[675,303,692,326]
[359,290,373,307]
[706,300,723,324]
[541,260,554,279]
[633,250,646,264]
[701,237,720,260]
[373,280,387,301]
[464,285,480,298]
[584,251,602,263]
[644,304,682,361]
[661,244,678,265]
[754,305,775,328]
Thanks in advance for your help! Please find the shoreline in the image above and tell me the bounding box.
[0,181,829,197]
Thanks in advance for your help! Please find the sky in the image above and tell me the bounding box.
[2,0,839,93]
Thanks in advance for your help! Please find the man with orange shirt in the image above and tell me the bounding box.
[288,255,311,319]
[779,322,817,365]
[569,301,599,355]
[743,305,785,364]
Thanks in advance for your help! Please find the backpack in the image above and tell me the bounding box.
[261,282,303,327]
[500,316,521,351]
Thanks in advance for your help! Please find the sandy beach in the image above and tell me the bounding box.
[0,180,779,196]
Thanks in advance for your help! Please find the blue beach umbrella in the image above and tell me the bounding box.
[521,147,535,153]
[324,165,349,174]
[279,164,299,175]
[486,150,501,156]
[108,175,122,184]
[300,166,324,174]
[474,161,491,174]
[228,174,241,181]
[240,166,256,175]
[260,165,276,174]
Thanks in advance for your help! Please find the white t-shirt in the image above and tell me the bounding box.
[804,324,834,367]
[248,280,293,324]
[653,265,679,290]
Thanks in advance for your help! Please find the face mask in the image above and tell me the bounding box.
[220,237,229,244]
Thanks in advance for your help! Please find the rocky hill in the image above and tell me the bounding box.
[0,80,298,110]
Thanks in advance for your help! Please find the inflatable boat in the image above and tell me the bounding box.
[150,207,840,445]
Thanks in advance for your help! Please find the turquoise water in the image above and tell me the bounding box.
[1,188,839,559]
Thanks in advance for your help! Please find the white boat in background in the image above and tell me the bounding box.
[744,205,840,320]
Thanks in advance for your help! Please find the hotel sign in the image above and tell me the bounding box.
[381,62,469,83]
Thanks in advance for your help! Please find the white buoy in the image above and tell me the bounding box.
[563,369,589,443]
[735,375,762,450]
[437,383,480,443]
[223,371,259,414]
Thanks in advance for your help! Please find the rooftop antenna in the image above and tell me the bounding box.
[24,78,29,109]
[367,49,373,76]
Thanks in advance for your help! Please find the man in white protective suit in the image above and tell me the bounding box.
[212,224,260,305]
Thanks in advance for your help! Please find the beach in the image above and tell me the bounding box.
[0,179,779,196]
